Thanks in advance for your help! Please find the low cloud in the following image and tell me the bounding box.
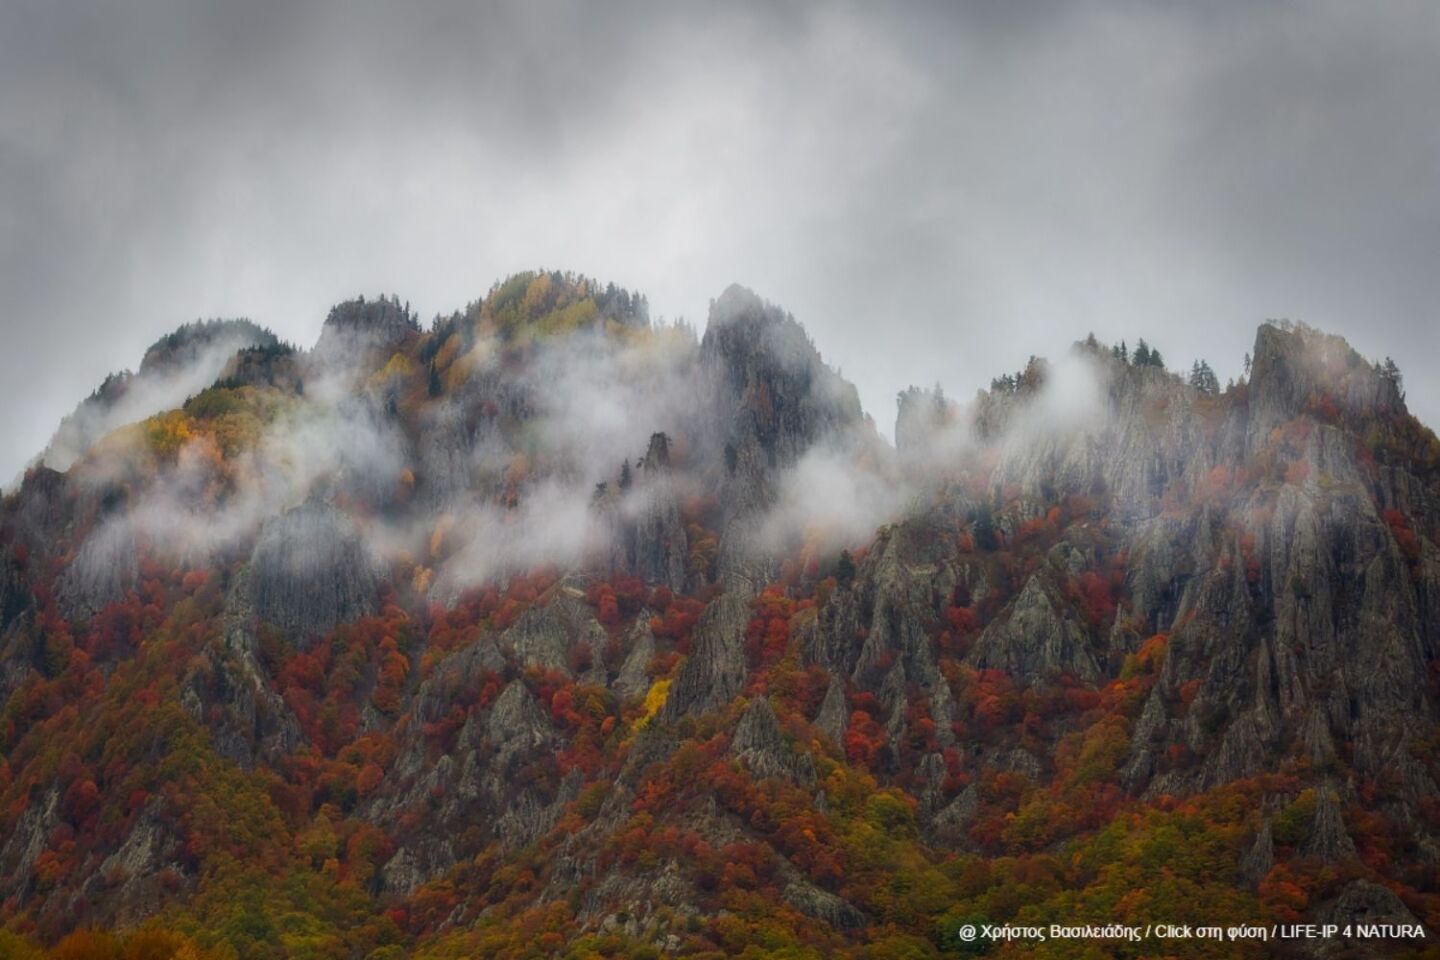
[40,323,270,474]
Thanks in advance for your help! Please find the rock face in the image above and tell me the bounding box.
[180,572,303,768]
[701,285,864,476]
[813,679,848,747]
[502,587,607,675]
[1321,880,1422,930]
[614,615,658,699]
[1247,323,1404,451]
[662,591,750,719]
[1299,786,1357,863]
[312,295,418,363]
[729,698,815,784]
[621,433,689,592]
[895,385,952,461]
[698,285,870,568]
[783,881,867,930]
[375,677,568,894]
[1240,820,1274,886]
[88,798,192,927]
[968,570,1099,682]
[488,681,556,767]
[0,788,58,896]
[249,501,378,642]
[6,282,1440,949]
[57,519,138,620]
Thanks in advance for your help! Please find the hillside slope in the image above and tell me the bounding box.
[1,273,1437,959]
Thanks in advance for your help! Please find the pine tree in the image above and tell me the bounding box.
[1381,357,1405,401]
[1134,339,1152,366]
[1189,359,1219,394]
[972,505,998,551]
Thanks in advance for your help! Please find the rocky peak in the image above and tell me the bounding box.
[139,319,278,377]
[639,431,671,473]
[1247,321,1404,448]
[701,284,864,470]
[895,385,953,458]
[248,500,379,643]
[662,592,749,719]
[729,697,815,784]
[41,319,282,473]
[314,294,419,359]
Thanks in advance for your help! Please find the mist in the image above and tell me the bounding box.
[3,2,1438,487]
[40,322,273,473]
[46,299,1141,605]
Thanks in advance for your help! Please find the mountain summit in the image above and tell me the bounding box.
[0,275,1436,958]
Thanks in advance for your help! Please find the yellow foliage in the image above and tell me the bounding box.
[634,679,671,730]
[444,338,495,392]
[433,332,461,372]
[504,453,531,487]
[144,410,194,459]
[521,273,554,317]
[429,516,453,560]
[368,352,417,390]
[0,930,43,960]
[535,298,597,337]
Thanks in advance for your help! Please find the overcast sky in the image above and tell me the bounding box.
[2,0,1437,483]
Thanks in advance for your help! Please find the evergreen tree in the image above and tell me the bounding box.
[1134,339,1152,366]
[1189,359,1219,394]
[972,505,998,551]
[1381,357,1405,401]
[836,549,857,587]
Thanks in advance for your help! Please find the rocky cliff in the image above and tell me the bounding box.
[0,280,1436,957]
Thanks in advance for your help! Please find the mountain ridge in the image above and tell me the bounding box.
[0,272,1437,958]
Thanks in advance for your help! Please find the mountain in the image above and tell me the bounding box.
[0,272,1436,959]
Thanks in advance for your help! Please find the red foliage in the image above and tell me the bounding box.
[944,604,978,636]
[1384,508,1421,565]
[844,710,886,768]
[970,669,1019,730]
[62,777,100,827]
[743,586,794,668]
[1070,571,1116,629]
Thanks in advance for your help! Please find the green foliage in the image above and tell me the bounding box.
[184,388,242,420]
[836,549,857,586]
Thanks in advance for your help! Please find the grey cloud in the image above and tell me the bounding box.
[3,0,1438,483]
